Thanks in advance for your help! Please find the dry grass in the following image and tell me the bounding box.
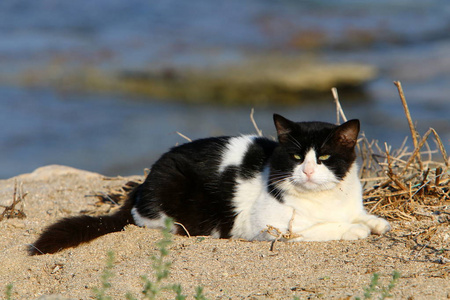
[353,82,449,222]
[82,180,141,215]
[0,181,27,221]
[335,82,450,266]
[333,83,449,222]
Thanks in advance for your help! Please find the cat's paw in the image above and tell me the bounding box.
[365,217,391,235]
[341,224,370,240]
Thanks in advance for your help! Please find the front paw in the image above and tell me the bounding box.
[341,224,370,240]
[365,217,391,235]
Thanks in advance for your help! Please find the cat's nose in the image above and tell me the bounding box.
[303,163,315,177]
[303,169,314,177]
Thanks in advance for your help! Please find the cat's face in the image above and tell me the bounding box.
[269,114,359,195]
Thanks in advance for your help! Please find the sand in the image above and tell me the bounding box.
[0,165,449,299]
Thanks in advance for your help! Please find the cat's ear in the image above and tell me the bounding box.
[273,114,295,143]
[331,119,360,149]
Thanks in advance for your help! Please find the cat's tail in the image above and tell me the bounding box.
[28,189,136,255]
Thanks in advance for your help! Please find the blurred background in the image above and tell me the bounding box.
[1,0,449,179]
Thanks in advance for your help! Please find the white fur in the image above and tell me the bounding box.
[210,228,221,239]
[230,167,271,238]
[229,150,390,242]
[219,135,255,173]
[131,208,177,233]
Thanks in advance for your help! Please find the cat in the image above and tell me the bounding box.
[29,114,391,255]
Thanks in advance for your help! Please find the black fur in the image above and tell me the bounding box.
[28,190,136,255]
[135,137,236,237]
[29,114,359,255]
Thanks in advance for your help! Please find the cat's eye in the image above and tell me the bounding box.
[319,154,331,161]
[292,154,302,161]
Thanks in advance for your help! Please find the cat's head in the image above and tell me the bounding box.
[269,114,359,195]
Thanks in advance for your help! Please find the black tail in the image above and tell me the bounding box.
[29,191,136,255]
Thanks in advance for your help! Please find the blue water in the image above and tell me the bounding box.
[0,0,449,179]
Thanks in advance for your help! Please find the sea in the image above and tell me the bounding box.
[0,0,449,178]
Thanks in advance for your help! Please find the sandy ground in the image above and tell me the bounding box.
[1,165,449,300]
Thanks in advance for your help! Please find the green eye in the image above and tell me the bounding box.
[292,154,302,161]
[319,154,330,161]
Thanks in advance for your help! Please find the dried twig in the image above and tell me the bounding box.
[331,87,347,124]
[250,108,263,137]
[263,210,302,251]
[328,84,450,222]
[174,222,191,238]
[394,81,423,170]
[0,181,27,221]
[400,128,449,176]
[176,131,192,142]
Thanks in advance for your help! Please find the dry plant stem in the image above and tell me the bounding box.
[430,129,450,167]
[394,81,423,170]
[266,226,283,251]
[98,192,119,206]
[368,127,449,196]
[332,87,372,180]
[331,87,347,124]
[365,189,416,199]
[435,168,442,186]
[400,128,449,176]
[250,108,263,137]
[174,222,191,238]
[352,83,449,222]
[0,180,27,221]
[286,210,302,240]
[176,131,192,142]
[368,198,384,214]
[360,177,389,182]
[385,143,408,192]
[264,209,302,251]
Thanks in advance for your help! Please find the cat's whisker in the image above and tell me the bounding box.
[269,175,291,182]
[269,176,292,186]
[269,171,293,180]
[268,176,296,197]
[268,185,286,199]
[287,134,302,150]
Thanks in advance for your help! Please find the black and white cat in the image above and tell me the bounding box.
[29,114,390,255]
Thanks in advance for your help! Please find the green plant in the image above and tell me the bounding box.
[194,286,207,300]
[132,217,185,299]
[92,218,207,299]
[93,251,115,300]
[355,270,401,300]
[126,217,207,300]
[5,283,13,300]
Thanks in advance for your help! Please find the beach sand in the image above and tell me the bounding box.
[1,165,448,299]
